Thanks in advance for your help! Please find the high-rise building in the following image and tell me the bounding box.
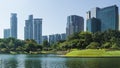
[48,33,66,45]
[61,33,66,40]
[10,13,17,38]
[49,35,55,45]
[42,36,48,43]
[24,15,33,40]
[87,18,101,33]
[24,15,42,44]
[33,18,42,44]
[54,34,61,42]
[66,15,84,37]
[119,15,120,30]
[87,7,100,19]
[4,29,10,38]
[87,5,119,32]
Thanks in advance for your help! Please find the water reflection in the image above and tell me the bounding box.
[40,54,66,68]
[0,54,120,68]
[65,58,120,68]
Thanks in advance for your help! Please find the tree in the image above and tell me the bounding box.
[111,43,120,49]
[102,42,111,49]
[86,42,100,49]
[0,42,6,48]
[67,32,79,41]
[43,40,49,47]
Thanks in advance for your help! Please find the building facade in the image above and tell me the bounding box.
[33,19,42,44]
[87,5,119,32]
[87,18,101,33]
[42,36,48,43]
[61,33,66,40]
[119,15,120,30]
[48,33,66,45]
[66,15,84,37]
[24,15,34,40]
[4,29,10,38]
[10,13,17,38]
[49,35,55,45]
[24,15,42,44]
[54,34,61,42]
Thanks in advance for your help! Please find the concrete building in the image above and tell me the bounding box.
[66,15,84,37]
[10,13,17,38]
[4,29,10,38]
[33,18,42,44]
[87,5,119,32]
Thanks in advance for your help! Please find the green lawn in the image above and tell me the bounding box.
[66,49,120,57]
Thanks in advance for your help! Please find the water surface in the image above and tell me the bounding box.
[0,54,120,68]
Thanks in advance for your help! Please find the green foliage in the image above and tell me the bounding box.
[86,42,100,49]
[57,30,120,50]
[102,42,111,49]
[111,43,120,49]
[0,38,43,53]
[67,32,79,40]
[42,40,49,47]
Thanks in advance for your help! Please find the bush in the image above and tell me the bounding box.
[111,43,120,49]
[102,42,111,49]
[86,42,100,49]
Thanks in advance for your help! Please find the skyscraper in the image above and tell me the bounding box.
[33,18,42,44]
[86,18,101,33]
[4,29,10,38]
[24,15,42,44]
[61,33,66,40]
[24,15,33,40]
[66,15,84,37]
[97,5,118,31]
[119,15,120,30]
[49,35,55,45]
[87,5,119,32]
[54,34,61,42]
[10,13,17,38]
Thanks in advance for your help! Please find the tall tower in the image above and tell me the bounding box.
[66,15,84,37]
[10,13,17,38]
[33,18,42,44]
[24,15,42,44]
[119,15,120,30]
[86,5,119,32]
[24,15,34,40]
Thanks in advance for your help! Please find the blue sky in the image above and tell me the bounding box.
[0,0,120,39]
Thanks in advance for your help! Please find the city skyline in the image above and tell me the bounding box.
[0,0,120,39]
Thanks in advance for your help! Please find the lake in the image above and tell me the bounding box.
[0,54,120,68]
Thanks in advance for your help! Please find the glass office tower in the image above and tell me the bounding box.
[66,15,84,37]
[87,5,119,32]
[33,19,42,44]
[10,13,17,38]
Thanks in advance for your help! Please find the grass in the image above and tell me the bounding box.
[65,49,120,57]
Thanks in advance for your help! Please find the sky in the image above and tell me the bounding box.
[0,0,120,39]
